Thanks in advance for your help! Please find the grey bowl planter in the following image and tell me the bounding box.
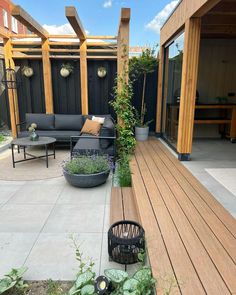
[135,126,149,141]
[63,169,110,188]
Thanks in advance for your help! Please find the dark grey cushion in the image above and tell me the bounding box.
[18,130,80,141]
[99,117,115,149]
[55,114,83,131]
[25,113,55,130]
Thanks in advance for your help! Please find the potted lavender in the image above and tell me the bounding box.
[63,154,110,188]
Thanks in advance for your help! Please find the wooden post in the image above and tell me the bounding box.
[177,18,201,160]
[155,45,164,135]
[3,38,19,138]
[42,38,53,113]
[80,40,88,115]
[117,8,130,87]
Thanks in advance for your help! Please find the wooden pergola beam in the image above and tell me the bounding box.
[11,5,48,38]
[0,27,10,38]
[65,6,86,40]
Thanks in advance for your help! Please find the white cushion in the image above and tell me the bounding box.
[92,116,105,124]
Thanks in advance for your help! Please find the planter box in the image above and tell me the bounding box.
[135,126,149,141]
[63,169,110,188]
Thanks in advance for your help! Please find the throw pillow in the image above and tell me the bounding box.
[81,119,101,136]
[92,116,105,124]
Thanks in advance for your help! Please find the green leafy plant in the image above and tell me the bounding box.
[0,267,28,294]
[68,236,96,295]
[64,154,110,175]
[130,46,158,127]
[116,155,132,187]
[0,134,5,144]
[110,44,136,159]
[105,266,156,295]
[46,279,64,295]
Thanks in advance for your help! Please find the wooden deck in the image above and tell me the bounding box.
[130,138,236,295]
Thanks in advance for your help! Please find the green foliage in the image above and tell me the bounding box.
[0,267,28,294]
[134,106,153,128]
[64,155,110,175]
[129,46,158,127]
[46,279,64,295]
[104,266,156,295]
[110,44,136,159]
[116,155,132,187]
[68,236,96,295]
[0,134,5,144]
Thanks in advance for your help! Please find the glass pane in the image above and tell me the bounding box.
[162,32,184,148]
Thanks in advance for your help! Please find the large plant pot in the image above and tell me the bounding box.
[135,126,149,141]
[63,169,110,188]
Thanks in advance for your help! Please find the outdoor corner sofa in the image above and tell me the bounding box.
[16,113,116,157]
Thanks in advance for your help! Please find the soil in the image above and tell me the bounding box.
[5,281,73,295]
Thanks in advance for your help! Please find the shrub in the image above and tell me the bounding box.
[116,156,132,187]
[64,155,110,175]
[0,134,5,143]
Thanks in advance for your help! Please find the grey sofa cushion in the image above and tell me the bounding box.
[55,114,83,131]
[18,130,81,141]
[25,113,55,130]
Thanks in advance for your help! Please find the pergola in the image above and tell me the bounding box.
[0,5,130,137]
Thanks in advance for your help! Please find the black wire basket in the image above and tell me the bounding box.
[108,220,145,265]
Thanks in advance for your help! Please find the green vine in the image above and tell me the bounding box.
[110,44,136,158]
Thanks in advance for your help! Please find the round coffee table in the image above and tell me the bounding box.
[11,137,56,168]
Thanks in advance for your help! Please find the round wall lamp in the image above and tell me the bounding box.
[97,67,107,78]
[22,66,34,78]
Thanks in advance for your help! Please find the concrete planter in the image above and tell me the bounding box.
[135,126,149,141]
[63,169,110,188]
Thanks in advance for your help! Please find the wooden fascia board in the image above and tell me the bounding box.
[65,6,86,40]
[11,5,48,38]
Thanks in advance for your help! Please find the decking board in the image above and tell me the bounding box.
[131,139,236,295]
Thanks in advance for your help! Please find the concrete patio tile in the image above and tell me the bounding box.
[7,182,64,204]
[57,183,108,205]
[24,233,102,280]
[42,204,105,233]
[0,233,38,277]
[0,204,54,233]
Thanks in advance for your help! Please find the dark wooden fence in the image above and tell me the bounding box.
[0,59,158,131]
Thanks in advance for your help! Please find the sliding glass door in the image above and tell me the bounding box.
[162,32,184,148]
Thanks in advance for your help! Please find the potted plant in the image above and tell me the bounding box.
[63,154,110,188]
[28,123,39,141]
[60,63,74,78]
[129,47,158,141]
[22,66,34,78]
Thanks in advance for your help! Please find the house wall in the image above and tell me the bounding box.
[0,0,27,34]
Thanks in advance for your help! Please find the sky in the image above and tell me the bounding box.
[15,0,179,47]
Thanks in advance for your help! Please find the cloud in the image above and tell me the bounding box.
[145,0,179,33]
[42,23,89,37]
[103,0,112,8]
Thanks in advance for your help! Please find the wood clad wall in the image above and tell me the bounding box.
[15,59,45,122]
[197,39,236,102]
[160,0,220,45]
[51,60,81,114]
[177,18,201,155]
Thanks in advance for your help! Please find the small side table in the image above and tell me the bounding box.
[11,137,56,168]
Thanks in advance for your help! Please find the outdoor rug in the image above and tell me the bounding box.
[0,147,70,181]
[205,168,236,197]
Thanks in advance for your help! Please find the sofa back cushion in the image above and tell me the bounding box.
[55,114,83,131]
[25,113,55,130]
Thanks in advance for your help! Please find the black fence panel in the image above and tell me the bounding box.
[51,60,81,114]
[15,59,45,122]
[131,68,158,131]
[88,60,117,118]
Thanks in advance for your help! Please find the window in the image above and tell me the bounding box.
[2,9,8,28]
[161,32,185,148]
[11,16,18,33]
